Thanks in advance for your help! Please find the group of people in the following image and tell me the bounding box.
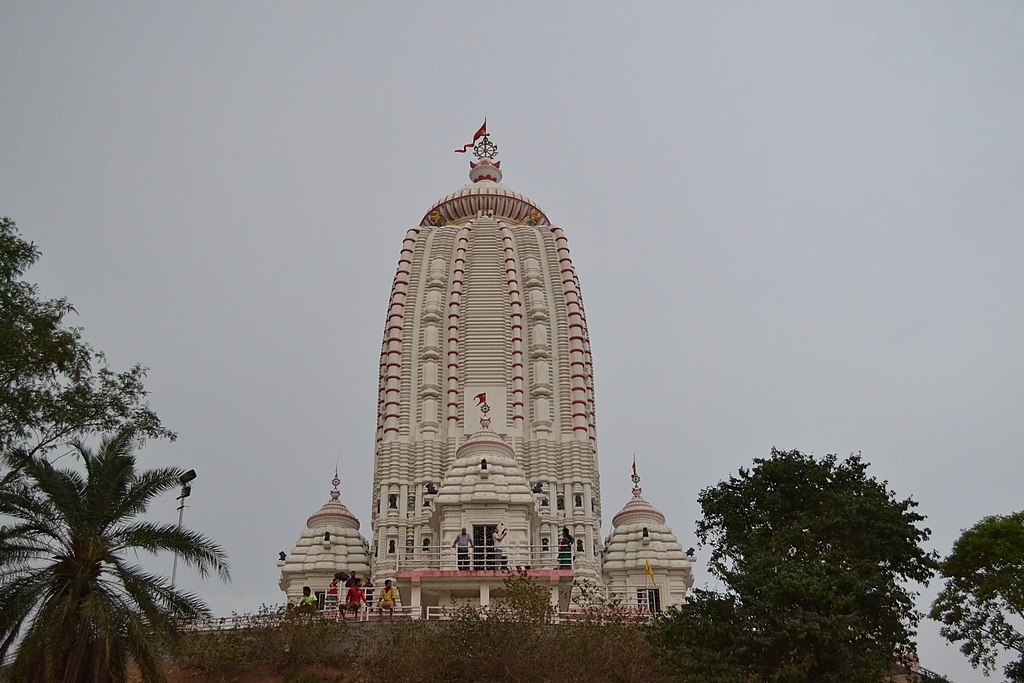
[293,525,578,617]
[451,525,510,570]
[450,525,576,570]
[296,571,400,620]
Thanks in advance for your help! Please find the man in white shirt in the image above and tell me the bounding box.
[492,525,508,569]
[452,527,473,570]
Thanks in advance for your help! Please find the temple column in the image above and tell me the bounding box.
[410,583,422,619]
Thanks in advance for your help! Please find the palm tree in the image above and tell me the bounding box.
[0,432,230,682]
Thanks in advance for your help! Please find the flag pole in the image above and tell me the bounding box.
[644,561,649,613]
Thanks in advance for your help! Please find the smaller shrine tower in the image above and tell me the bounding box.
[278,472,370,607]
[603,463,695,610]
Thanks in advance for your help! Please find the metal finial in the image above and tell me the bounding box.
[473,133,498,160]
[479,401,491,429]
[330,467,341,500]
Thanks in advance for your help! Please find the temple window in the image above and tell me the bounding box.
[388,494,398,509]
[637,588,662,613]
[574,494,582,508]
[557,496,565,511]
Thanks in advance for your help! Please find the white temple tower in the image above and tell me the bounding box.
[370,129,601,606]
[281,127,693,615]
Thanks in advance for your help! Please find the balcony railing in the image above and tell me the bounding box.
[393,544,575,573]
[320,604,417,621]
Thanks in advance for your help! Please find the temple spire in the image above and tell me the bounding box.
[479,400,492,430]
[467,123,501,183]
[631,455,642,497]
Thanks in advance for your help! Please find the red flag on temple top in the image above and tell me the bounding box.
[455,119,487,153]
[474,392,487,405]
[632,455,637,477]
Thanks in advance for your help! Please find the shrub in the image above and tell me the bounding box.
[177,605,355,675]
[358,576,665,683]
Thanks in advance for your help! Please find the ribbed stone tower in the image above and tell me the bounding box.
[604,464,695,609]
[279,471,371,605]
[370,130,602,587]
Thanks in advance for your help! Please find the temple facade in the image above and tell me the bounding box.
[280,129,694,615]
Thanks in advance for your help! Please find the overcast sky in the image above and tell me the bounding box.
[2,3,1022,679]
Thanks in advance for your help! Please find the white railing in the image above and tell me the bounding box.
[395,544,575,572]
[188,614,282,631]
[421,605,654,624]
[424,605,448,620]
[557,609,655,624]
[325,586,376,612]
[187,603,416,630]
[190,604,569,627]
[321,604,416,621]
[601,586,662,613]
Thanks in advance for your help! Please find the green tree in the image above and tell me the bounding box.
[0,216,174,459]
[0,432,230,682]
[652,449,936,683]
[930,511,1024,681]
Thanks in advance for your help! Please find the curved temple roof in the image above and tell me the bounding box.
[434,410,535,505]
[605,471,693,576]
[421,158,550,227]
[279,472,370,593]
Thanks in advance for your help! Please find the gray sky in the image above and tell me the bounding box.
[2,3,1022,679]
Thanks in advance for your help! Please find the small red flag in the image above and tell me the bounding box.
[455,119,487,153]
[632,455,637,477]
[474,392,487,405]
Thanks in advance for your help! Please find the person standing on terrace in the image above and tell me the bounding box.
[452,527,473,570]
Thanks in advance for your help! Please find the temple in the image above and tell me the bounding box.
[280,127,694,616]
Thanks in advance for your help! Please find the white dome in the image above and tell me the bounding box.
[421,159,550,227]
[434,424,534,505]
[279,474,371,594]
[603,484,692,574]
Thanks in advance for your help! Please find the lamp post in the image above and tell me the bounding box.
[170,469,197,587]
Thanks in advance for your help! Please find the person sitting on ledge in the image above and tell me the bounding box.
[342,578,366,620]
[297,585,318,614]
[377,579,398,618]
